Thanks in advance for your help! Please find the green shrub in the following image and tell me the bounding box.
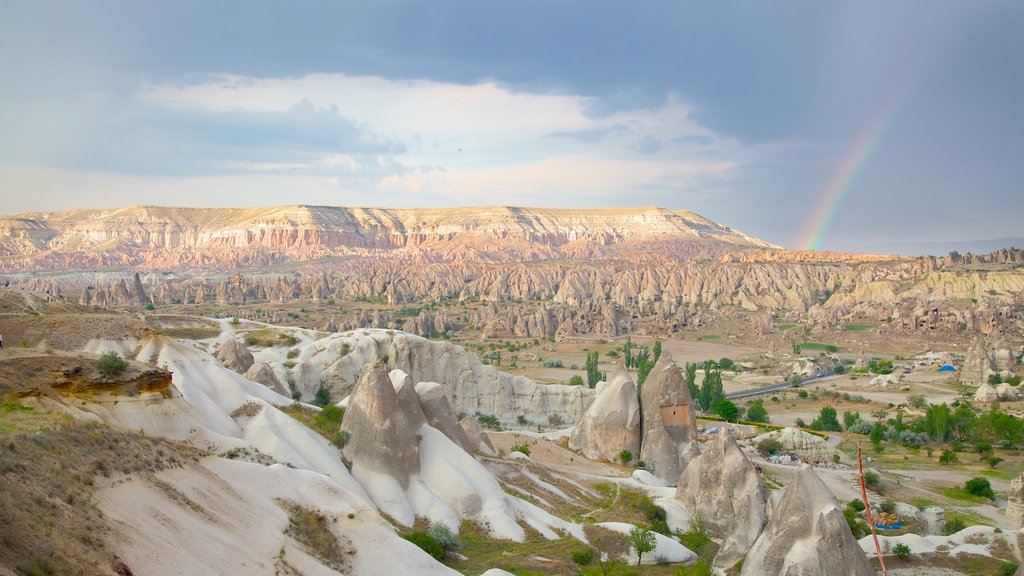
[618,449,634,465]
[572,549,594,565]
[97,352,128,377]
[477,413,502,431]
[893,542,911,559]
[313,387,331,407]
[403,531,444,560]
[426,522,461,557]
[964,477,996,500]
[756,438,783,457]
[863,470,880,487]
[568,374,585,386]
[511,442,531,456]
[944,517,967,535]
[881,499,896,513]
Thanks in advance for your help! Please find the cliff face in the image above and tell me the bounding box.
[0,205,774,270]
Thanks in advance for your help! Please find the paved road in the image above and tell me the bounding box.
[725,372,838,400]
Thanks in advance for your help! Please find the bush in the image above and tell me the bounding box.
[541,359,564,368]
[315,404,344,427]
[798,390,809,399]
[403,531,444,560]
[568,374,585,386]
[477,413,502,431]
[511,442,531,456]
[964,477,996,500]
[97,352,128,377]
[847,499,866,512]
[313,387,331,407]
[757,438,783,457]
[939,449,958,465]
[881,499,896,513]
[944,517,967,535]
[863,470,880,487]
[893,542,911,560]
[571,549,594,565]
[987,456,1004,468]
[548,413,566,427]
[714,399,739,421]
[619,449,634,465]
[746,400,769,423]
[426,522,461,557]
[331,430,350,449]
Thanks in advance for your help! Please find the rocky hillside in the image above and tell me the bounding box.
[0,204,774,270]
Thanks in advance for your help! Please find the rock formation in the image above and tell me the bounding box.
[460,417,496,454]
[568,366,641,463]
[741,466,874,576]
[973,382,1000,403]
[415,381,475,453]
[996,382,1020,400]
[674,429,767,568]
[961,337,996,387]
[921,506,945,535]
[216,339,255,373]
[244,362,288,396]
[341,365,421,496]
[751,427,839,462]
[1007,472,1024,530]
[638,352,698,483]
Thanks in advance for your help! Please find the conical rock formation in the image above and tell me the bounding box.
[460,417,496,455]
[415,380,475,453]
[961,337,995,387]
[639,352,698,482]
[674,429,767,567]
[244,362,289,396]
[568,365,641,462]
[741,466,873,576]
[216,339,255,373]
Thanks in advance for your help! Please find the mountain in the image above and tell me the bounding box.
[0,205,774,271]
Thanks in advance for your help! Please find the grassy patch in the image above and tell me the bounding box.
[777,323,798,331]
[843,324,873,331]
[799,341,842,351]
[0,402,201,575]
[160,326,221,340]
[941,487,992,505]
[279,501,353,571]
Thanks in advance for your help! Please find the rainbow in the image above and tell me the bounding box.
[795,93,906,251]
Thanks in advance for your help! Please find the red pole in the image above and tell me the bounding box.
[858,440,887,575]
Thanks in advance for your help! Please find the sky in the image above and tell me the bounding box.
[1,1,1022,251]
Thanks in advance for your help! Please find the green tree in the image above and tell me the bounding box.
[697,369,724,412]
[924,404,952,442]
[714,399,739,422]
[746,400,769,423]
[623,338,636,370]
[684,362,699,402]
[97,351,128,377]
[938,449,958,465]
[652,339,662,363]
[843,410,862,430]
[627,526,657,566]
[585,351,605,388]
[964,477,996,500]
[870,423,886,450]
[810,406,842,432]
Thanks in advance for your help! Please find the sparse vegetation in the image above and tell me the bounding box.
[281,501,352,571]
[97,351,128,377]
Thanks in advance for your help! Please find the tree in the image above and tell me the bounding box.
[924,403,952,442]
[652,339,662,363]
[627,526,656,566]
[623,338,636,370]
[426,522,462,558]
[746,400,769,423]
[718,357,735,370]
[870,423,886,450]
[714,399,739,422]
[698,370,724,412]
[810,406,842,432]
[684,362,699,402]
[585,351,605,388]
[756,438,783,457]
[938,449,958,465]
[843,410,862,430]
[97,351,128,377]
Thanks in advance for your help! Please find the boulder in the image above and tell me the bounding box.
[867,374,899,388]
[1007,472,1024,530]
[751,427,838,462]
[244,362,289,396]
[216,339,254,373]
[460,417,496,455]
[973,382,1000,403]
[741,466,873,576]
[415,381,475,453]
[674,429,767,567]
[996,382,1020,400]
[638,352,698,483]
[568,366,641,463]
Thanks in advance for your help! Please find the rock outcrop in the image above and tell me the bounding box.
[961,337,995,387]
[216,339,255,373]
[341,365,421,500]
[973,382,1000,403]
[638,353,698,483]
[460,418,496,455]
[674,430,767,567]
[741,466,874,576]
[415,381,475,453]
[996,382,1020,400]
[244,362,288,396]
[751,427,839,462]
[568,366,641,463]
[1007,472,1024,530]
